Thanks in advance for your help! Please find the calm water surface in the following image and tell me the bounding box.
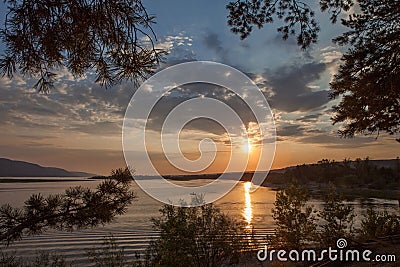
[0,177,398,265]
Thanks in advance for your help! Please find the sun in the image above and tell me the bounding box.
[241,142,252,153]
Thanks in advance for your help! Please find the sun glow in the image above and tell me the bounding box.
[241,142,252,153]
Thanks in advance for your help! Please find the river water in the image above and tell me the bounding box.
[0,177,398,265]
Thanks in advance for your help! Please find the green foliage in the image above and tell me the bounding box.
[318,184,355,246]
[270,184,316,249]
[0,168,135,245]
[0,0,165,92]
[147,200,253,267]
[359,208,400,239]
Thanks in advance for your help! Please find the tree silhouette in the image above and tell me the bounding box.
[226,0,353,49]
[270,184,316,249]
[227,0,399,139]
[318,184,355,246]
[360,207,400,239]
[0,168,135,245]
[148,199,253,267]
[0,0,165,92]
[330,0,400,138]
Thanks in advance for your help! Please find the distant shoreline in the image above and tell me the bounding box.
[2,168,399,201]
[89,171,400,201]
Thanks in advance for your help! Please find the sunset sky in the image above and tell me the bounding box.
[0,0,399,175]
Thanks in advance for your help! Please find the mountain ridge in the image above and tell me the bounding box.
[0,158,95,177]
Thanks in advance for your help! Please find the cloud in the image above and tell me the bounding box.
[259,62,331,112]
[297,134,379,149]
[157,33,197,67]
[15,134,55,140]
[298,113,323,123]
[278,124,306,137]
[0,74,136,135]
[145,83,257,135]
[203,32,230,64]
[70,121,122,136]
[321,50,342,63]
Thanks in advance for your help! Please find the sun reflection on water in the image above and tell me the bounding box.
[243,181,253,228]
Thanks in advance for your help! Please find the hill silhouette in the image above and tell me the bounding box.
[0,158,93,177]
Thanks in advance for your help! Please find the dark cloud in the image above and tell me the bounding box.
[270,33,298,48]
[260,62,331,112]
[203,32,230,64]
[278,124,305,137]
[146,83,256,135]
[182,118,227,137]
[276,136,286,142]
[305,128,325,134]
[298,113,323,122]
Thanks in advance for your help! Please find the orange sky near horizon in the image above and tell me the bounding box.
[1,128,398,176]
